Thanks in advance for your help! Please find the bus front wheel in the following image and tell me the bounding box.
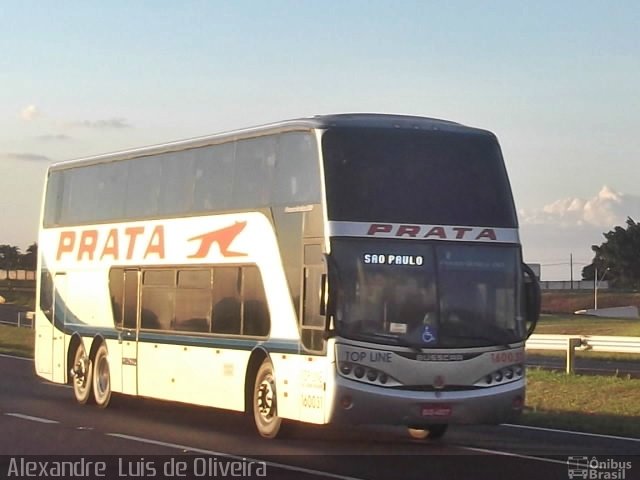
[92,343,112,408]
[253,359,282,439]
[408,424,448,440]
[71,343,93,405]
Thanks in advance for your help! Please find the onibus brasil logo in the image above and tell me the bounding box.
[567,456,632,479]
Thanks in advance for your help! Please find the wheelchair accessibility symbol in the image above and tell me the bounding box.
[422,326,437,344]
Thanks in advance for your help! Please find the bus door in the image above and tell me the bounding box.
[120,269,140,395]
[51,273,67,383]
[300,244,329,423]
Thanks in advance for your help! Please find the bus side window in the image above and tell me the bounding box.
[39,269,54,321]
[242,266,270,337]
[273,132,321,206]
[174,269,212,333]
[140,269,174,331]
[211,267,242,335]
[233,137,275,209]
[108,268,124,327]
[193,143,234,212]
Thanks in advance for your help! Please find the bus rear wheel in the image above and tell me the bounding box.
[408,424,448,440]
[92,343,112,408]
[253,359,282,439]
[71,343,93,405]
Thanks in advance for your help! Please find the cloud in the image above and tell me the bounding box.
[2,152,53,163]
[520,186,640,228]
[20,105,41,121]
[70,118,132,129]
[36,134,72,142]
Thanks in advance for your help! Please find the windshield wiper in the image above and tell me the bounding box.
[443,333,516,349]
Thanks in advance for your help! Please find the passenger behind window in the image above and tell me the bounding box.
[212,297,241,334]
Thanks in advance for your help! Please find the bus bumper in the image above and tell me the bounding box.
[329,376,525,426]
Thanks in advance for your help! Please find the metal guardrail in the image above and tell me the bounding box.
[0,311,34,328]
[526,334,640,373]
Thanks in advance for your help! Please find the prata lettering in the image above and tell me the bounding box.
[367,223,498,241]
[56,226,165,261]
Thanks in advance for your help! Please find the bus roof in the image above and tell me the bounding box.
[48,113,490,171]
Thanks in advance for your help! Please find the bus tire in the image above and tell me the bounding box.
[408,424,448,440]
[253,359,282,439]
[71,343,94,405]
[92,343,112,408]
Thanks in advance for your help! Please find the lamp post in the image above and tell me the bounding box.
[594,267,610,310]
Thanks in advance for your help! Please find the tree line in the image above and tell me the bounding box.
[0,243,38,271]
[582,217,640,290]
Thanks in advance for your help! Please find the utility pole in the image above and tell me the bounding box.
[570,253,573,290]
[594,267,610,310]
[594,267,598,309]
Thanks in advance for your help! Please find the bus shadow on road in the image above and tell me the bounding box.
[103,393,452,452]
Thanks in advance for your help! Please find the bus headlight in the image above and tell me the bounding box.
[336,362,399,387]
[475,364,524,387]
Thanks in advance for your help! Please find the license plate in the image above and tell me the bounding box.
[421,405,452,417]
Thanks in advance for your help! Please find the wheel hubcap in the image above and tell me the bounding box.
[96,358,108,394]
[257,377,275,420]
[73,355,89,388]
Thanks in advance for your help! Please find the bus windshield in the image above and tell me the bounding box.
[331,239,524,348]
[322,127,517,227]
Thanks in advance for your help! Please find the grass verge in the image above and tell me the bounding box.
[535,314,640,336]
[521,368,640,438]
[0,323,34,357]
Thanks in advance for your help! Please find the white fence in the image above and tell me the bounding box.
[526,334,640,373]
[539,280,609,290]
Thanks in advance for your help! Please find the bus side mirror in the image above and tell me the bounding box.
[319,273,327,316]
[522,263,541,338]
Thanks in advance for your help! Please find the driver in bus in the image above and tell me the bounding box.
[394,278,437,334]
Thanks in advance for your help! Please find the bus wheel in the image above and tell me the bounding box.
[253,359,282,439]
[408,424,448,440]
[71,343,93,405]
[92,343,112,408]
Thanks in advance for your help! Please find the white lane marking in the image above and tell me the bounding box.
[460,446,568,466]
[107,433,366,480]
[502,423,640,443]
[0,353,32,361]
[5,413,59,424]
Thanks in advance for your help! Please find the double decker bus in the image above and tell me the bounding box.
[35,114,539,439]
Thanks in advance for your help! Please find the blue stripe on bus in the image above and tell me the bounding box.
[137,331,301,354]
[56,323,302,355]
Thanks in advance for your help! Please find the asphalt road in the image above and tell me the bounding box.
[0,355,638,480]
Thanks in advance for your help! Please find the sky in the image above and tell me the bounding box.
[1,1,638,280]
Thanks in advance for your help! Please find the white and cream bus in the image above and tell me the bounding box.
[35,114,540,439]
